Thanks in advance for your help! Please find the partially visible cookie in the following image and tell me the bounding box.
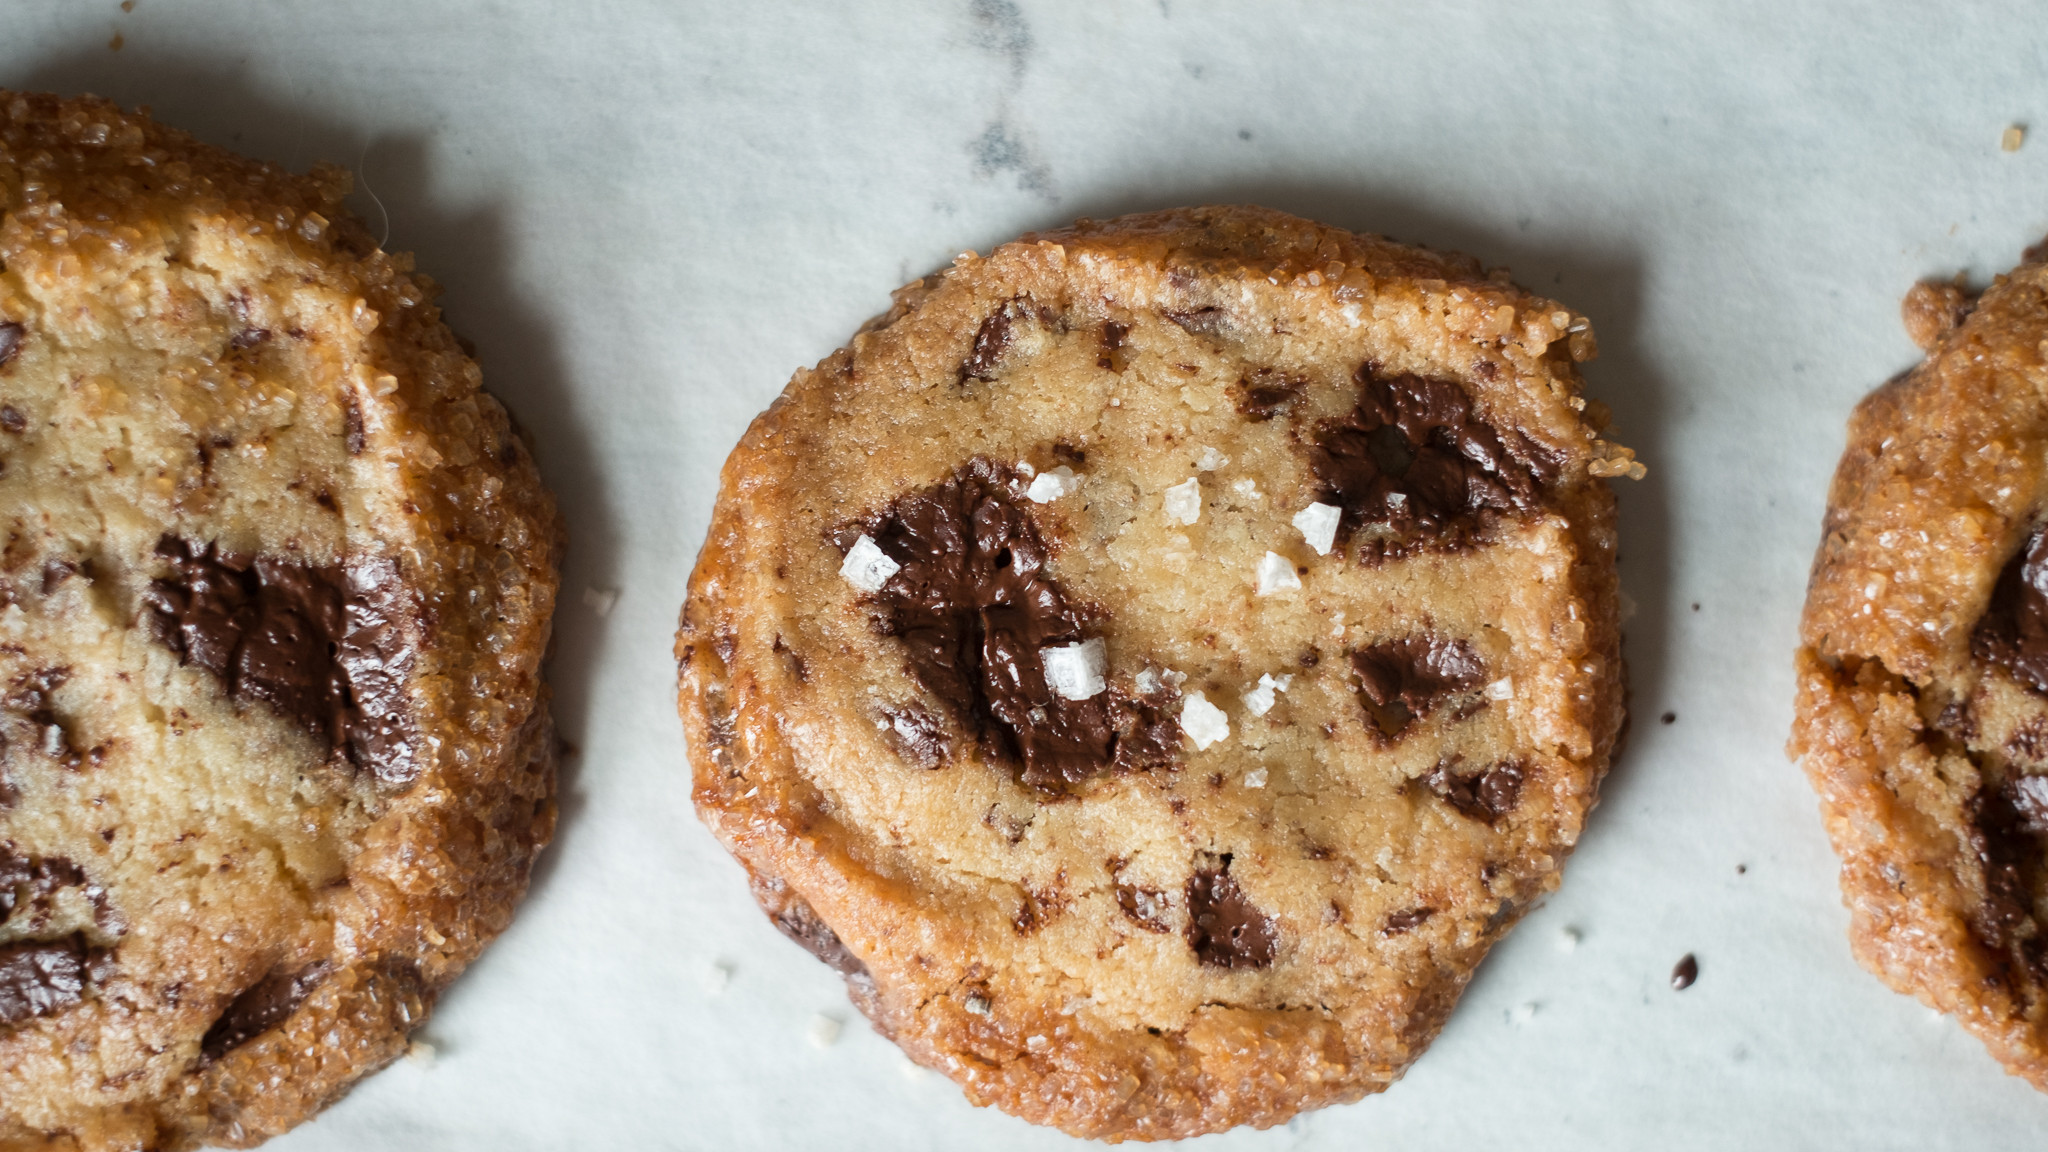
[678,206,1637,1139]
[0,92,561,1147]
[1794,238,2048,1089]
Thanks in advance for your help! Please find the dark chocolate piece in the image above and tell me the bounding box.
[962,297,1031,382]
[1670,953,1698,990]
[1352,634,1486,737]
[0,406,22,434]
[1233,369,1306,422]
[1099,320,1130,371]
[769,893,868,980]
[858,460,1178,792]
[0,935,92,1026]
[142,539,420,787]
[1310,365,1554,551]
[1420,758,1525,823]
[228,327,271,352]
[8,668,83,769]
[1163,306,1226,337]
[200,961,332,1061]
[1974,526,2048,696]
[0,848,86,923]
[879,704,950,770]
[0,322,21,370]
[1382,907,1435,936]
[1184,856,1277,969]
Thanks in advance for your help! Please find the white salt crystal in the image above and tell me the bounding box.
[1163,476,1202,524]
[809,1014,842,1047]
[1016,460,1036,479]
[1232,477,1261,499]
[1041,638,1107,701]
[1557,926,1581,954]
[839,535,899,593]
[1195,446,1227,471]
[1134,668,1162,695]
[1507,1002,1540,1027]
[1241,672,1294,717]
[1256,551,1301,596]
[1292,502,1341,556]
[1026,465,1081,503]
[1244,767,1268,789]
[1182,691,1229,750]
[1485,677,1514,701]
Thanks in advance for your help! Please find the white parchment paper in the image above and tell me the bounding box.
[6,2,2048,1147]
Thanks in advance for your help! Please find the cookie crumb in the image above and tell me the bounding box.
[839,535,900,593]
[899,1057,932,1080]
[1660,711,1676,725]
[405,1038,437,1065]
[1618,589,1638,622]
[108,31,124,51]
[1292,502,1341,556]
[1181,692,1230,750]
[1671,953,1699,990]
[1255,551,1301,596]
[2003,124,2026,152]
[1163,476,1202,524]
[704,961,733,993]
[809,1014,843,1047]
[582,586,618,617]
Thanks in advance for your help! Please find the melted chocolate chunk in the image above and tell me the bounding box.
[1670,953,1698,990]
[1974,526,2048,695]
[1233,369,1307,422]
[0,935,92,1026]
[7,668,84,769]
[1184,856,1277,969]
[142,539,420,787]
[1969,778,2048,981]
[1351,635,1486,738]
[0,322,21,370]
[858,460,1179,792]
[1382,907,1435,936]
[228,328,271,352]
[200,961,331,1061]
[1310,365,1554,553]
[0,406,22,434]
[1420,758,1525,823]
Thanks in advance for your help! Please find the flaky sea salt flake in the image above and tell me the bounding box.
[1026,465,1081,503]
[1256,551,1301,596]
[809,1014,843,1048]
[1292,502,1341,556]
[1163,476,1202,524]
[1041,638,1107,701]
[1182,691,1230,750]
[840,535,900,593]
[1195,446,1227,471]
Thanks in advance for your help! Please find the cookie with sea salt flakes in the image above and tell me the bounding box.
[1793,238,2048,1092]
[677,205,1637,1139]
[0,92,561,1148]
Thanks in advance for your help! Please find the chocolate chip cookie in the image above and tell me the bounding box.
[0,92,561,1147]
[677,206,1637,1138]
[1793,239,2048,1090]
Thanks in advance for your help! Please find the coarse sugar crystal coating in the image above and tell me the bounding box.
[0,92,562,1148]
[1792,237,2048,1092]
[677,205,1635,1139]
